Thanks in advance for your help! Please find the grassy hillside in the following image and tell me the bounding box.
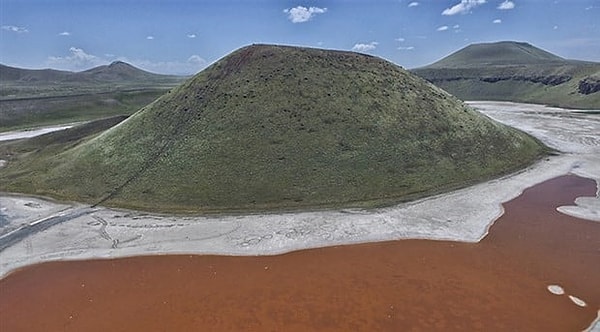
[425,41,565,68]
[0,62,186,132]
[0,89,168,131]
[412,41,600,109]
[0,64,73,82]
[0,44,547,213]
[0,115,128,156]
[78,61,178,82]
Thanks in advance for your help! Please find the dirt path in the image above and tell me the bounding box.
[0,207,94,252]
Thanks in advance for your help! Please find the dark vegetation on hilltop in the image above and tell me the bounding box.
[0,62,186,131]
[0,44,547,213]
[412,41,600,109]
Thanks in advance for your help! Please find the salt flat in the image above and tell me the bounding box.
[0,124,77,142]
[1,101,599,279]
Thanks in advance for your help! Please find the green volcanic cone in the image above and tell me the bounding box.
[1,44,546,212]
[412,41,600,109]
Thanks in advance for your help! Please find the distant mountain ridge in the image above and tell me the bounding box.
[0,65,72,82]
[0,61,182,83]
[1,61,186,131]
[412,41,600,109]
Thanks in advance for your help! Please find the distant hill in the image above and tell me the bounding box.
[0,44,546,213]
[0,65,73,82]
[425,41,565,68]
[80,61,186,82]
[0,61,182,84]
[412,41,600,109]
[0,61,187,132]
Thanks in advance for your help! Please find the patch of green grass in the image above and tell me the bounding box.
[424,79,599,110]
[424,41,565,69]
[0,45,548,213]
[1,61,186,132]
[0,89,170,132]
[412,41,600,109]
[0,115,128,191]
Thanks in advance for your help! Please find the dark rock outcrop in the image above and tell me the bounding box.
[480,75,571,86]
[578,77,600,95]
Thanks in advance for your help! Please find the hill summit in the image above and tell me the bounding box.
[425,41,564,68]
[0,61,180,83]
[80,61,164,81]
[413,41,600,109]
[1,44,545,212]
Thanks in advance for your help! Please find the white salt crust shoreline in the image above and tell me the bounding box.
[0,123,78,142]
[3,152,596,278]
[1,102,599,289]
[585,312,600,332]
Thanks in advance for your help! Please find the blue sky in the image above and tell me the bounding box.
[1,0,599,75]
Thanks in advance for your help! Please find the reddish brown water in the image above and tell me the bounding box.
[1,175,599,331]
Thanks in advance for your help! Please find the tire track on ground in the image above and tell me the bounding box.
[0,207,94,252]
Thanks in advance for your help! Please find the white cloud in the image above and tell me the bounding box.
[398,46,415,50]
[453,24,460,29]
[146,36,154,40]
[283,6,327,23]
[437,25,449,31]
[47,46,208,75]
[497,0,515,10]
[187,34,196,38]
[187,55,206,65]
[493,19,502,23]
[442,0,486,15]
[553,25,559,30]
[408,2,419,7]
[1,25,28,33]
[58,31,71,36]
[47,47,107,71]
[122,56,207,75]
[69,47,98,61]
[352,42,378,53]
[395,37,406,42]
